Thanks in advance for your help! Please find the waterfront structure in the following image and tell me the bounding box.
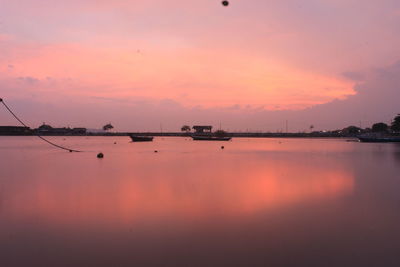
[36,123,87,135]
[192,126,212,134]
[0,126,31,135]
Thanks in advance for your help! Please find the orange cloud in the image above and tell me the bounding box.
[3,41,355,110]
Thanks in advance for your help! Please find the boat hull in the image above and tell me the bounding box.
[129,135,154,142]
[191,136,231,141]
[358,137,400,143]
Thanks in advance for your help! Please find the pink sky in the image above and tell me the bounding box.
[1,0,400,131]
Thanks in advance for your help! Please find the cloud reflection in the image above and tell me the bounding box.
[2,144,354,228]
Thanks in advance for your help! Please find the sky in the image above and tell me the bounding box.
[1,0,400,132]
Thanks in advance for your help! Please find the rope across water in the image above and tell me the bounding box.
[0,98,83,152]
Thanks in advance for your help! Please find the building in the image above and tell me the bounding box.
[0,126,32,135]
[192,125,212,134]
[36,123,53,134]
[35,123,86,135]
[71,128,87,135]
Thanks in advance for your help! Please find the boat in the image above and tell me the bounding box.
[129,135,154,142]
[358,136,400,143]
[191,136,232,141]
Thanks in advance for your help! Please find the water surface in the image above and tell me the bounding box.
[1,137,400,266]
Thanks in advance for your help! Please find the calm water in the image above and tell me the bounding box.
[1,137,400,267]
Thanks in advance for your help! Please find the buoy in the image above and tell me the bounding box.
[69,150,73,153]
[221,146,225,149]
[114,142,117,144]
[97,152,104,158]
[222,1,229,6]
[154,150,158,153]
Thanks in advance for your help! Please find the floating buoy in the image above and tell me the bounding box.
[222,1,229,6]
[97,152,104,158]
[221,146,225,149]
[154,150,158,153]
[114,142,117,144]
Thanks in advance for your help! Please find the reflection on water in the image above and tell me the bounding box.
[1,155,354,226]
[0,137,354,226]
[0,137,400,266]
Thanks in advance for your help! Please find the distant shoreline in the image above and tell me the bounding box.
[0,132,359,138]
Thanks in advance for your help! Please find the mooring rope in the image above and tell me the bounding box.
[0,98,82,152]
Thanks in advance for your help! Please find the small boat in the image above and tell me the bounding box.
[129,135,154,142]
[358,136,400,143]
[191,136,232,141]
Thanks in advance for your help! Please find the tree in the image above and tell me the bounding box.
[103,123,114,131]
[391,114,400,132]
[181,125,191,132]
[372,122,388,133]
[342,126,362,135]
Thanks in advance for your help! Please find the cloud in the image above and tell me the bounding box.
[0,40,355,110]
[17,76,39,85]
[1,61,398,132]
[342,72,365,82]
[274,61,400,130]
[1,0,400,131]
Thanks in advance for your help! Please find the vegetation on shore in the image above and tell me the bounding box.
[1,114,400,137]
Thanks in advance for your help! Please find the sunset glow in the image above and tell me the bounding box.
[1,3,400,264]
[1,42,356,109]
[1,0,400,130]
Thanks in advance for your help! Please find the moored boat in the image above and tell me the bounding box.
[191,136,231,141]
[129,135,154,142]
[358,136,400,143]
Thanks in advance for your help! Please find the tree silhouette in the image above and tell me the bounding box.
[372,122,389,133]
[372,122,388,133]
[342,126,362,135]
[103,123,114,131]
[391,114,400,132]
